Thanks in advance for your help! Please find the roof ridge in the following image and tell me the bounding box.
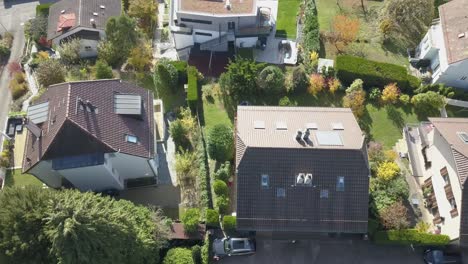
[238,106,352,112]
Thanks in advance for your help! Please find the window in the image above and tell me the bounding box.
[261,174,269,188]
[228,21,235,30]
[336,176,345,192]
[450,198,457,210]
[276,188,285,198]
[195,32,212,37]
[440,167,450,185]
[85,46,92,50]
[320,189,329,199]
[125,134,138,144]
[180,18,212,25]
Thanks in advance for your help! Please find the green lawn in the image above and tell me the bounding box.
[202,90,232,133]
[275,0,301,39]
[237,48,254,60]
[4,169,43,187]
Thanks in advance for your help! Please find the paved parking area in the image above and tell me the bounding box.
[219,239,424,264]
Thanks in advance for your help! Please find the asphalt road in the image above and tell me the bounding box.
[0,0,55,148]
[218,239,425,264]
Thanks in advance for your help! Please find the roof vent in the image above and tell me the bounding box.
[305,173,312,185]
[295,130,303,142]
[302,129,310,142]
[90,18,95,25]
[332,122,344,130]
[306,123,318,130]
[458,33,466,39]
[276,121,287,130]
[93,12,98,16]
[254,120,265,129]
[61,9,66,14]
[225,0,231,10]
[100,5,105,9]
[296,173,305,184]
[458,132,468,144]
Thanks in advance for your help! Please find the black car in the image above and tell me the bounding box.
[423,248,462,264]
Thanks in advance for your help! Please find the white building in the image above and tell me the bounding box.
[170,0,273,51]
[23,80,159,192]
[405,118,468,247]
[47,0,121,58]
[409,0,468,89]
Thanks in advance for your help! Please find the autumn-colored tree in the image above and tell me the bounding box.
[128,42,153,72]
[376,161,400,181]
[381,83,399,104]
[379,19,394,40]
[328,15,360,52]
[308,74,325,95]
[328,78,341,94]
[379,201,409,230]
[343,79,366,117]
[128,0,157,36]
[7,62,22,77]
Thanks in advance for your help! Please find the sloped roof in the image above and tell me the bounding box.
[235,106,369,233]
[47,0,121,40]
[430,117,468,185]
[23,80,154,172]
[439,0,468,64]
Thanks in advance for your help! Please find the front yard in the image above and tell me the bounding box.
[275,0,301,39]
[4,169,43,188]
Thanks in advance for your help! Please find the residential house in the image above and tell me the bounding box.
[235,106,370,236]
[22,80,158,192]
[404,118,468,247]
[47,0,121,58]
[170,0,273,51]
[409,0,468,89]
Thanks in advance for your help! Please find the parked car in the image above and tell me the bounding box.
[423,248,462,264]
[213,237,256,258]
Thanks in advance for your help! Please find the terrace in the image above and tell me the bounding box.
[179,0,256,15]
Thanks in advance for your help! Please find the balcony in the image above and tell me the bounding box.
[450,208,459,218]
[433,213,443,225]
[444,184,454,200]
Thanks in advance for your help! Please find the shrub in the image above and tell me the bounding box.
[370,176,409,214]
[374,229,450,245]
[207,124,234,162]
[368,141,385,163]
[182,208,200,234]
[381,83,399,104]
[10,73,28,100]
[36,3,53,16]
[213,162,231,182]
[57,38,81,65]
[201,234,210,264]
[169,60,188,84]
[379,201,409,230]
[411,91,445,117]
[187,66,199,111]
[399,94,410,105]
[279,96,297,106]
[328,78,341,94]
[308,74,325,95]
[154,59,179,93]
[256,65,285,94]
[0,43,10,59]
[206,209,220,227]
[163,248,194,264]
[216,196,230,214]
[191,245,202,264]
[302,0,319,53]
[95,60,113,79]
[415,221,431,233]
[335,55,417,92]
[7,62,22,77]
[287,65,309,93]
[213,180,228,197]
[369,87,381,101]
[222,216,236,234]
[36,59,66,87]
[376,161,400,181]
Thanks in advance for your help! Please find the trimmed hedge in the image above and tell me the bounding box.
[213,180,228,197]
[36,3,53,16]
[206,209,219,227]
[187,66,199,111]
[302,0,319,53]
[169,60,188,84]
[336,55,420,92]
[374,229,450,245]
[222,216,236,234]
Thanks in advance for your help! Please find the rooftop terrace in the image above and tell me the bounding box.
[179,0,256,15]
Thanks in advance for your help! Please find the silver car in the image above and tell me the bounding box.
[213,237,256,258]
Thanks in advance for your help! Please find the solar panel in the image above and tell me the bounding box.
[331,122,344,130]
[114,94,142,115]
[276,188,285,198]
[254,120,265,129]
[315,131,343,146]
[306,123,318,130]
[27,102,49,124]
[275,121,287,130]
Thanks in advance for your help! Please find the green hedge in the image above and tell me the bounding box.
[222,216,236,234]
[336,55,420,92]
[187,66,199,111]
[302,0,319,53]
[205,209,219,227]
[374,229,450,245]
[169,60,188,84]
[36,3,53,16]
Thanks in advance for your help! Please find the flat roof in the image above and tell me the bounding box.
[179,0,256,15]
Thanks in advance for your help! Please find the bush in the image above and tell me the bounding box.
[205,209,220,227]
[336,55,418,92]
[379,201,409,230]
[302,0,320,53]
[169,119,190,151]
[376,161,400,181]
[154,59,179,93]
[169,60,188,84]
[216,196,230,214]
[191,245,202,264]
[0,43,10,59]
[163,248,194,264]
[36,3,53,16]
[213,180,228,197]
[279,96,297,106]
[213,162,231,182]
[288,65,309,93]
[256,65,285,94]
[369,87,381,101]
[36,59,66,87]
[411,91,446,117]
[207,124,234,162]
[374,229,450,245]
[399,94,410,105]
[182,208,201,234]
[8,62,22,77]
[187,66,199,111]
[10,73,28,100]
[95,60,113,79]
[222,216,236,234]
[308,74,326,95]
[201,234,210,264]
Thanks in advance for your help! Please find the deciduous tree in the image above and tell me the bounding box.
[328,15,360,52]
[207,124,234,162]
[343,79,366,117]
[105,15,138,63]
[36,59,66,87]
[95,60,113,79]
[411,91,445,117]
[256,65,285,94]
[379,201,409,230]
[128,41,153,72]
[128,0,157,36]
[376,161,400,181]
[154,58,179,94]
[308,74,325,95]
[381,83,399,104]
[57,38,81,65]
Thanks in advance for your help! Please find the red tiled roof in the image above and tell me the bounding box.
[57,13,76,32]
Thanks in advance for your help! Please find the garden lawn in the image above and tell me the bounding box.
[275,0,301,39]
[202,93,232,133]
[139,74,186,113]
[5,169,43,187]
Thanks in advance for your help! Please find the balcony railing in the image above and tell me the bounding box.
[445,184,454,200]
[450,208,459,218]
[433,214,443,225]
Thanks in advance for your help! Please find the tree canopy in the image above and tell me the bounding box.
[36,59,66,87]
[105,15,139,64]
[57,38,81,65]
[256,65,285,94]
[163,248,194,264]
[128,0,157,36]
[0,186,169,264]
[411,91,445,117]
[207,124,234,162]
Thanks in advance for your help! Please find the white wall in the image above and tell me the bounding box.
[173,32,194,50]
[79,39,99,58]
[236,37,258,48]
[429,129,462,239]
[107,152,156,180]
[58,162,123,191]
[194,30,221,44]
[29,160,62,188]
[52,27,104,58]
[435,59,468,89]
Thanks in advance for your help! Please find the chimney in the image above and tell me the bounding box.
[90,18,96,26]
[295,130,303,142]
[296,173,305,185]
[302,129,310,142]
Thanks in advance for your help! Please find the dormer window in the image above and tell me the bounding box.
[261,174,269,188]
[125,134,138,144]
[336,176,345,191]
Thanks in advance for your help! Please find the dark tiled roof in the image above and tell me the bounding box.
[23,80,154,172]
[235,106,369,233]
[47,0,121,40]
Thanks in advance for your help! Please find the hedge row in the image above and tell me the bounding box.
[169,60,188,85]
[336,55,421,92]
[187,66,199,111]
[36,3,53,16]
[374,229,450,245]
[223,216,236,235]
[196,138,211,210]
[302,0,319,53]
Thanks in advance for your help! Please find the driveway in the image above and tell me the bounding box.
[219,239,424,264]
